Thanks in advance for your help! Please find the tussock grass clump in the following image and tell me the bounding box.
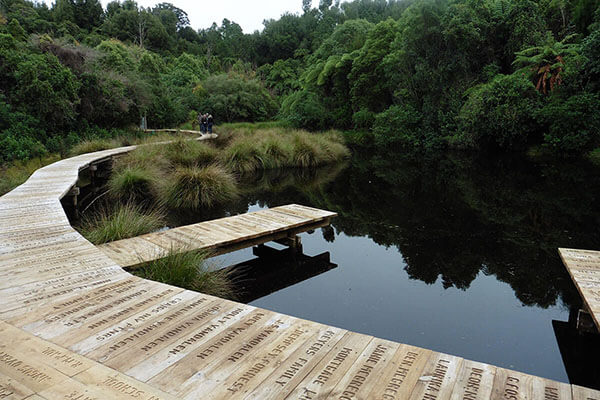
[290,132,324,168]
[108,165,160,201]
[79,202,165,244]
[133,250,235,298]
[221,136,266,173]
[165,139,219,167]
[162,164,239,209]
[70,139,120,156]
[260,134,293,169]
[220,128,350,172]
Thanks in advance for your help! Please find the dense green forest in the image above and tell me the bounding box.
[0,0,599,162]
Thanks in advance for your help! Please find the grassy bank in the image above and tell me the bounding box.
[0,154,62,195]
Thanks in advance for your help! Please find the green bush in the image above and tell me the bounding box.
[197,73,278,122]
[537,93,600,153]
[279,90,330,130]
[372,105,422,148]
[457,74,542,150]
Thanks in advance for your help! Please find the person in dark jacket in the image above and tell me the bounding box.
[207,114,214,134]
[199,113,207,133]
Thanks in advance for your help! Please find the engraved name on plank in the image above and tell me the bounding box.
[194,312,270,361]
[165,307,247,356]
[275,329,338,388]
[105,296,211,353]
[421,358,454,400]
[380,349,426,399]
[338,343,391,400]
[226,324,308,393]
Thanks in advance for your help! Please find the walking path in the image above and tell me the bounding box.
[99,204,336,267]
[0,144,598,399]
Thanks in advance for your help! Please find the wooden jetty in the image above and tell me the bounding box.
[0,145,598,399]
[559,248,600,333]
[99,204,336,267]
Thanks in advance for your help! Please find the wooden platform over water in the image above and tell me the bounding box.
[559,248,600,332]
[0,145,598,399]
[99,204,336,267]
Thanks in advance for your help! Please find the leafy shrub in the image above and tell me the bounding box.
[279,90,329,130]
[536,93,600,153]
[372,105,422,148]
[196,73,278,122]
[457,74,542,149]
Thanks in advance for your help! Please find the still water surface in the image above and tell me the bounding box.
[166,152,600,385]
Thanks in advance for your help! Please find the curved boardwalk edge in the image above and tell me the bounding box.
[0,145,597,399]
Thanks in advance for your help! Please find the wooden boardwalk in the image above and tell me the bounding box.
[0,145,598,399]
[559,248,600,332]
[99,205,336,267]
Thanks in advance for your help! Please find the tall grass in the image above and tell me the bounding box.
[165,139,219,167]
[0,154,61,195]
[117,144,171,172]
[79,202,165,244]
[70,138,122,156]
[108,165,161,201]
[220,128,349,172]
[133,249,235,299]
[161,164,239,209]
[221,136,266,173]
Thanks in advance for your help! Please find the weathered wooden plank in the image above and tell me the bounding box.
[490,368,534,400]
[572,385,600,400]
[406,352,463,400]
[449,360,497,400]
[245,327,347,400]
[84,294,223,364]
[559,248,600,331]
[0,371,36,399]
[326,337,402,399]
[366,343,433,400]
[68,290,202,354]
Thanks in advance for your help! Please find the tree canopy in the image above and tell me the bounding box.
[0,0,599,162]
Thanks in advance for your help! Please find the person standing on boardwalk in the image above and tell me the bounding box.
[199,113,208,134]
[207,114,214,134]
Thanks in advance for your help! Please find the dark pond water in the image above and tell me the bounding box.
[145,151,600,386]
